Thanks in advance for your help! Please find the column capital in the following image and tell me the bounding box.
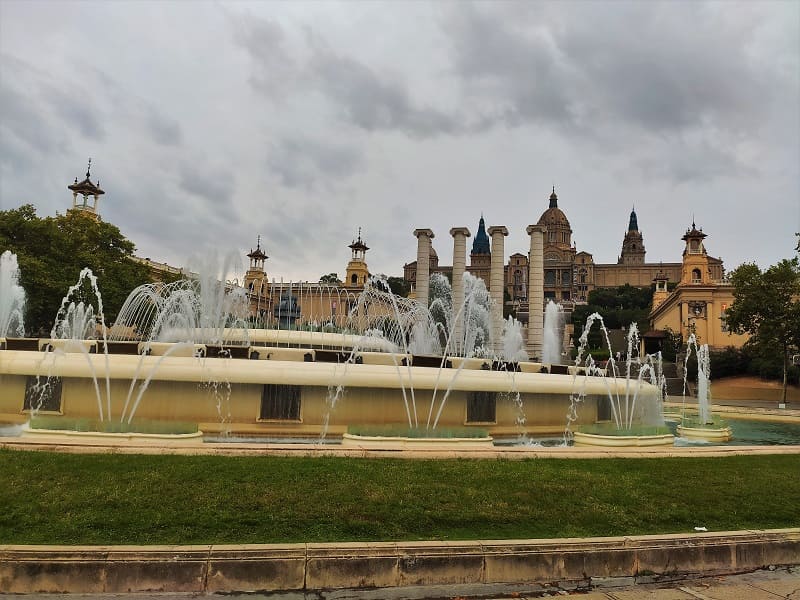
[526,224,547,235]
[487,225,509,236]
[413,228,435,239]
[449,227,471,238]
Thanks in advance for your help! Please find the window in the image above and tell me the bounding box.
[23,376,62,413]
[466,391,496,423]
[692,268,702,283]
[351,274,358,285]
[597,396,612,421]
[259,384,301,421]
[544,271,556,286]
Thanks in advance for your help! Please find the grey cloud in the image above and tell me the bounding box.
[0,81,67,155]
[267,135,362,189]
[444,3,771,136]
[234,15,461,137]
[177,162,236,213]
[146,109,182,146]
[230,13,297,97]
[49,88,106,140]
[308,51,459,137]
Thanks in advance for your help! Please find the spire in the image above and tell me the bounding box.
[471,215,490,255]
[86,157,92,179]
[628,207,639,231]
[549,186,558,209]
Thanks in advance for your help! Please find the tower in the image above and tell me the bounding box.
[345,228,370,288]
[244,236,268,295]
[536,187,576,301]
[619,207,646,265]
[468,215,491,285]
[67,159,105,220]
[680,221,710,286]
[652,267,670,310]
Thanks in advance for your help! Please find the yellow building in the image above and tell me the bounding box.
[648,223,748,350]
[243,231,378,328]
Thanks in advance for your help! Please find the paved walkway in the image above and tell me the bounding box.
[1,567,797,599]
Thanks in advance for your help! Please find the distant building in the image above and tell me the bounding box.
[647,223,747,351]
[402,188,725,306]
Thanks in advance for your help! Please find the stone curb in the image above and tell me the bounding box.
[3,436,800,459]
[1,529,797,594]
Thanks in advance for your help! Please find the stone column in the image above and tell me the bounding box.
[487,226,509,355]
[413,229,435,309]
[449,227,471,354]
[526,224,546,361]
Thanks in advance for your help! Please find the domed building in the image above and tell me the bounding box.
[402,187,726,307]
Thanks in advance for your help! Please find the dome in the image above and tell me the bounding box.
[536,189,571,229]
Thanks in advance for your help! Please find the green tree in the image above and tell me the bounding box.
[571,284,653,349]
[0,205,153,336]
[386,276,410,298]
[724,258,800,404]
[319,272,341,285]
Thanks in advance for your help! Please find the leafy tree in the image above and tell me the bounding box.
[0,205,153,336]
[318,273,341,285]
[571,284,653,349]
[386,276,410,298]
[724,258,800,404]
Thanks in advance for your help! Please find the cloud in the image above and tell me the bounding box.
[267,135,362,189]
[178,162,236,208]
[234,15,462,138]
[146,109,182,146]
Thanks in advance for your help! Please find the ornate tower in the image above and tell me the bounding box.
[67,159,105,220]
[680,221,711,286]
[618,207,646,265]
[345,229,370,288]
[244,236,268,295]
[469,215,491,285]
[536,187,576,301]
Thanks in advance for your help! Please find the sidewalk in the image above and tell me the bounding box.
[1,566,797,599]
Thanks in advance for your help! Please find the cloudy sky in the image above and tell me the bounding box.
[1,1,798,283]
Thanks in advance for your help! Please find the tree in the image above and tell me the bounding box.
[386,276,410,298]
[319,272,341,285]
[0,205,153,336]
[571,284,653,349]
[724,258,800,405]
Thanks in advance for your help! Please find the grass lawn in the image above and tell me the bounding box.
[1,450,798,545]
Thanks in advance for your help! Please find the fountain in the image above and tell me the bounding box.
[676,334,733,442]
[0,251,26,338]
[0,234,662,446]
[567,314,674,447]
[542,300,564,366]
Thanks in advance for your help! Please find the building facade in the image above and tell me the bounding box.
[403,189,725,306]
[648,223,747,350]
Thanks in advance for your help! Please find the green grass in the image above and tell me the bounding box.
[0,450,798,545]
[29,416,198,435]
[347,425,489,438]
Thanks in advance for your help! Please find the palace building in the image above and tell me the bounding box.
[403,188,724,306]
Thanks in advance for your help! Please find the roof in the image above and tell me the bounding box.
[67,160,104,196]
[471,216,490,255]
[348,230,369,252]
[628,208,639,231]
[537,188,571,230]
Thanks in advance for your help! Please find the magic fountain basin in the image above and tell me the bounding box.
[676,424,733,442]
[21,427,204,445]
[341,432,495,450]
[572,431,675,447]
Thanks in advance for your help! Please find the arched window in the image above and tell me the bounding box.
[579,268,587,284]
[351,274,358,285]
[691,268,701,283]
